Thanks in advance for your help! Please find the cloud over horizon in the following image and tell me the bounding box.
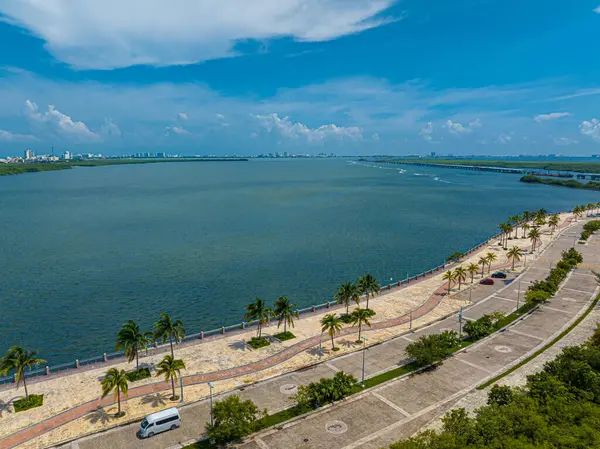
[0,0,398,69]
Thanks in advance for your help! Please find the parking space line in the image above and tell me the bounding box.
[325,363,340,373]
[508,329,544,341]
[454,358,493,374]
[542,305,574,315]
[401,335,415,343]
[572,272,596,278]
[371,392,411,417]
[255,438,270,449]
[340,385,474,449]
[495,296,517,303]
[563,287,594,295]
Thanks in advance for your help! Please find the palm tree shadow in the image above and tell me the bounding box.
[338,339,356,349]
[85,407,113,425]
[141,392,170,408]
[0,399,13,417]
[228,340,249,352]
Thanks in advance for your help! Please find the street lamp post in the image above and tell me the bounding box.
[361,336,368,387]
[180,377,184,403]
[458,306,463,339]
[208,382,215,426]
[319,335,323,360]
[516,280,521,313]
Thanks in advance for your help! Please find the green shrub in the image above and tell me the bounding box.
[13,394,43,412]
[561,248,583,264]
[463,313,504,341]
[525,289,552,303]
[581,220,600,240]
[247,337,270,349]
[405,331,460,366]
[339,314,354,324]
[205,395,264,446]
[125,367,151,382]
[294,371,357,407]
[446,251,465,263]
[487,385,514,406]
[273,331,296,341]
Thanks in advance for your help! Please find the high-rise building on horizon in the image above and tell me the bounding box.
[24,149,34,159]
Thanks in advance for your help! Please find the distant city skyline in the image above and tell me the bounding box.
[0,1,600,156]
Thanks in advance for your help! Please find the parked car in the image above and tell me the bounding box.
[480,278,494,285]
[140,407,181,438]
[491,272,507,279]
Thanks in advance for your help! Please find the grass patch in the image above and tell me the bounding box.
[13,394,43,412]
[247,337,270,349]
[125,367,151,382]
[273,331,296,341]
[477,293,600,390]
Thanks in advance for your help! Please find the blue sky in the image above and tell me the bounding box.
[0,0,600,156]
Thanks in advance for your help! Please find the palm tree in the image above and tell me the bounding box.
[154,313,186,357]
[467,263,479,283]
[498,223,511,247]
[100,368,129,417]
[521,223,530,239]
[522,210,533,226]
[356,274,380,310]
[334,282,360,315]
[511,214,522,239]
[507,246,523,270]
[454,266,467,290]
[321,314,342,350]
[478,256,488,277]
[536,208,548,219]
[573,205,583,220]
[273,296,299,334]
[350,308,375,341]
[0,347,46,400]
[156,355,186,401]
[442,269,455,293]
[534,216,546,228]
[244,297,272,338]
[528,228,541,252]
[548,214,560,234]
[485,252,498,274]
[116,320,153,371]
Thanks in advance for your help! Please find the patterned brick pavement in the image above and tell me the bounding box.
[0,216,574,449]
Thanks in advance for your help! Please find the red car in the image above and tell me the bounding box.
[480,278,494,285]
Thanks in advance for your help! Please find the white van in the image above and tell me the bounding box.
[139,407,181,438]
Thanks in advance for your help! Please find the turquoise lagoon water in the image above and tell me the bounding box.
[0,158,598,364]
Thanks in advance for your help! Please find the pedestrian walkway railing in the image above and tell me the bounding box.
[0,229,517,386]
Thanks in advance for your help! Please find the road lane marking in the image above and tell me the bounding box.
[325,363,340,373]
[508,329,544,341]
[455,358,493,374]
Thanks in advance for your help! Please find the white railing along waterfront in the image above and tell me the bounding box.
[0,231,504,386]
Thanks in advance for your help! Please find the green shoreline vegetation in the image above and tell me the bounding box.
[380,158,600,174]
[0,158,248,176]
[520,174,600,190]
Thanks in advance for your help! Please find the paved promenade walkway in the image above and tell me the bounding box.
[0,215,576,449]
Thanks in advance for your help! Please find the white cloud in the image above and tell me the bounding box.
[0,0,398,69]
[496,133,512,144]
[533,112,572,122]
[0,129,37,141]
[100,118,121,137]
[580,119,600,141]
[444,118,482,135]
[554,137,579,146]
[594,5,600,13]
[419,122,434,141]
[255,113,362,142]
[216,114,226,120]
[177,112,188,120]
[165,126,191,136]
[372,132,380,141]
[24,100,100,141]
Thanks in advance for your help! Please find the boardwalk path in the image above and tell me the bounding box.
[0,217,573,449]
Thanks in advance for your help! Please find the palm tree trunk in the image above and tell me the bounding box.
[471,273,474,283]
[136,352,139,371]
[258,322,262,338]
[358,322,362,340]
[169,334,174,357]
[331,334,335,350]
[366,295,369,310]
[23,375,29,400]
[117,387,121,415]
[346,302,349,315]
[283,318,287,334]
[512,258,515,270]
[171,377,176,399]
